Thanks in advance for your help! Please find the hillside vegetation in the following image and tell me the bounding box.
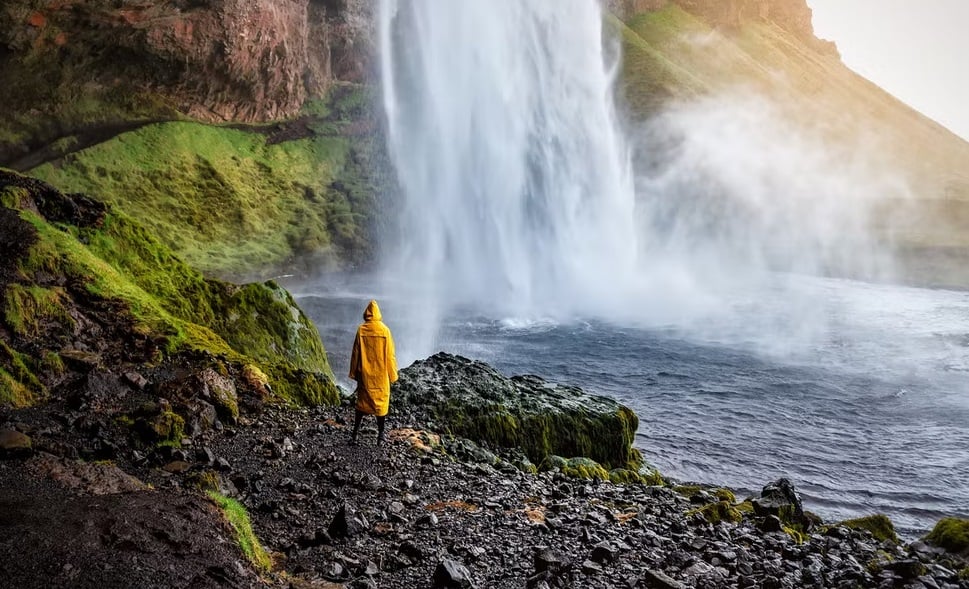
[615,4,969,287]
[29,86,381,279]
[0,169,337,407]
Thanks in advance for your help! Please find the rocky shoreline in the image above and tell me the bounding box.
[2,352,968,589]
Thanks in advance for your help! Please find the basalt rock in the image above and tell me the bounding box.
[392,352,641,471]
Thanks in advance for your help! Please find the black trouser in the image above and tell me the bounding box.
[351,410,386,443]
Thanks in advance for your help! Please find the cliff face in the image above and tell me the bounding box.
[608,0,836,55]
[0,0,371,124]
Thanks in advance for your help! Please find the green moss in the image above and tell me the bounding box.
[782,524,810,544]
[0,366,36,407]
[3,283,74,336]
[958,567,969,581]
[608,468,642,485]
[190,470,221,493]
[30,118,369,278]
[715,488,736,503]
[924,517,969,553]
[40,351,65,375]
[638,468,664,486]
[839,514,899,544]
[113,414,135,428]
[151,410,185,447]
[2,169,337,405]
[673,485,703,498]
[559,457,610,481]
[1,186,30,209]
[689,501,743,525]
[0,340,44,407]
[425,393,640,471]
[207,491,272,573]
[735,500,754,515]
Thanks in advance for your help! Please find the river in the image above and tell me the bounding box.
[296,274,969,538]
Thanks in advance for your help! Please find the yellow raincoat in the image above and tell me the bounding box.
[348,300,398,416]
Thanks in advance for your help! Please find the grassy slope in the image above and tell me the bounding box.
[28,85,379,280]
[618,4,969,193]
[1,170,338,407]
[615,5,969,287]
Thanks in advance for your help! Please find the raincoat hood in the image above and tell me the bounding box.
[363,300,382,322]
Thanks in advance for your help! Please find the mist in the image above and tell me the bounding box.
[373,0,916,365]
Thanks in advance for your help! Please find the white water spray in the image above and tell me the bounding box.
[378,0,639,346]
[376,0,905,362]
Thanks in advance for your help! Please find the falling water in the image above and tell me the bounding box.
[378,0,639,341]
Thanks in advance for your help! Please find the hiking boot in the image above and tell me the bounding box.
[376,432,387,446]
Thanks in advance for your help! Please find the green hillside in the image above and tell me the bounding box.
[615,4,969,287]
[27,86,381,280]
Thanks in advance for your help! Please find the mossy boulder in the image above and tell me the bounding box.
[542,456,611,481]
[197,368,239,424]
[837,514,899,544]
[0,428,33,458]
[0,169,337,407]
[924,517,969,555]
[392,353,642,471]
[691,500,744,525]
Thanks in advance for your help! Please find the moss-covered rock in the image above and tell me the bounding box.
[0,169,337,407]
[29,98,380,278]
[545,456,610,481]
[393,353,642,471]
[134,407,185,447]
[924,517,969,555]
[838,514,899,544]
[197,368,239,424]
[690,501,743,525]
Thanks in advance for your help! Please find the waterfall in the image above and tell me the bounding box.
[378,0,639,331]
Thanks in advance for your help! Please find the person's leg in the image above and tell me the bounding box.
[376,415,386,445]
[350,409,364,445]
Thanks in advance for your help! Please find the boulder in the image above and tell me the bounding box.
[393,353,640,470]
[433,558,474,588]
[924,517,969,556]
[328,501,369,539]
[0,429,32,458]
[752,478,802,520]
[197,368,239,424]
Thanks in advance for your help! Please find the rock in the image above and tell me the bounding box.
[761,515,783,533]
[328,502,368,539]
[924,517,969,555]
[641,568,688,589]
[886,559,928,579]
[433,558,473,588]
[581,560,603,575]
[591,541,617,564]
[162,461,191,474]
[26,455,147,494]
[393,353,641,470]
[532,548,572,584]
[123,371,148,391]
[0,429,32,458]
[838,514,899,544]
[197,368,239,424]
[753,478,803,521]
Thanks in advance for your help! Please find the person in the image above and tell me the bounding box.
[348,299,399,445]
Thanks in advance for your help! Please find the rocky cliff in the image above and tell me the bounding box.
[1,0,370,123]
[0,0,373,166]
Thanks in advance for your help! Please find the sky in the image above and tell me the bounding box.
[807,0,969,142]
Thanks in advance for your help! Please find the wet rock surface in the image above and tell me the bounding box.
[393,352,641,470]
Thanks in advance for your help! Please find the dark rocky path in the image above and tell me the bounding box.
[2,357,968,588]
